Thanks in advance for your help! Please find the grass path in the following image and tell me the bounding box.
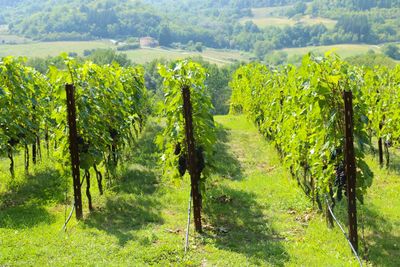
[1,115,397,266]
[206,116,358,266]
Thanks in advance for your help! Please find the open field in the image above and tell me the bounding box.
[0,26,250,65]
[0,32,395,66]
[240,8,337,29]
[0,34,30,44]
[299,15,337,28]
[241,16,297,27]
[0,115,399,266]
[279,44,381,58]
[0,25,29,44]
[250,6,293,17]
[0,41,116,58]
[0,41,250,65]
[124,47,251,66]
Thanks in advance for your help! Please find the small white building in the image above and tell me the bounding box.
[139,37,159,48]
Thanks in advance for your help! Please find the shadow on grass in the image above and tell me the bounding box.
[85,121,164,245]
[0,204,55,229]
[85,153,164,245]
[0,169,64,228]
[385,147,400,175]
[333,201,399,267]
[113,168,159,195]
[209,124,243,180]
[203,186,289,266]
[368,143,400,175]
[85,193,164,246]
[361,205,400,267]
[127,121,163,168]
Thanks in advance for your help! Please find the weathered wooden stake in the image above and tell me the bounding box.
[66,84,83,220]
[32,140,37,165]
[45,127,50,157]
[182,85,202,233]
[378,138,383,167]
[32,104,37,165]
[343,91,358,253]
[378,121,384,167]
[85,170,93,211]
[37,136,42,161]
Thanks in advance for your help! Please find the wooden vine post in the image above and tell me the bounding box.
[32,105,37,165]
[181,85,202,233]
[32,137,37,164]
[378,122,384,167]
[343,90,358,253]
[65,84,83,220]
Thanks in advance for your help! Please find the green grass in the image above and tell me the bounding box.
[359,155,400,266]
[124,47,250,66]
[299,15,337,29]
[0,25,30,44]
[0,41,116,58]
[0,34,29,44]
[240,7,337,29]
[0,40,249,66]
[240,16,336,29]
[0,115,398,266]
[241,17,297,27]
[250,6,293,17]
[279,44,381,58]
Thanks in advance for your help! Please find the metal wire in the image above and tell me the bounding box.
[325,196,363,267]
[184,190,192,255]
[61,201,75,232]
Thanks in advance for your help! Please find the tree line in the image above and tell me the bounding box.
[1,0,399,58]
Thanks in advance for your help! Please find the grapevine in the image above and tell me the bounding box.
[157,60,216,232]
[0,56,51,176]
[230,53,373,208]
[362,65,400,168]
[48,55,148,212]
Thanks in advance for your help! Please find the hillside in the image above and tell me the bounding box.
[0,0,400,62]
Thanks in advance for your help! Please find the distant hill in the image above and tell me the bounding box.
[0,0,399,60]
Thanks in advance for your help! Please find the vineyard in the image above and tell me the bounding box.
[0,54,399,266]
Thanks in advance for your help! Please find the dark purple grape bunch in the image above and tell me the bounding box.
[174,142,205,177]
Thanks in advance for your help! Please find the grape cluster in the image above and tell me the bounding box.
[77,135,90,154]
[108,128,119,139]
[334,161,346,201]
[174,142,205,177]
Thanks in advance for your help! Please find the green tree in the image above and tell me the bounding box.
[195,42,203,52]
[158,25,172,46]
[287,2,307,17]
[86,49,131,66]
[254,41,273,60]
[265,51,288,65]
[383,44,400,60]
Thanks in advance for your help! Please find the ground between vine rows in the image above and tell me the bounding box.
[0,115,398,266]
